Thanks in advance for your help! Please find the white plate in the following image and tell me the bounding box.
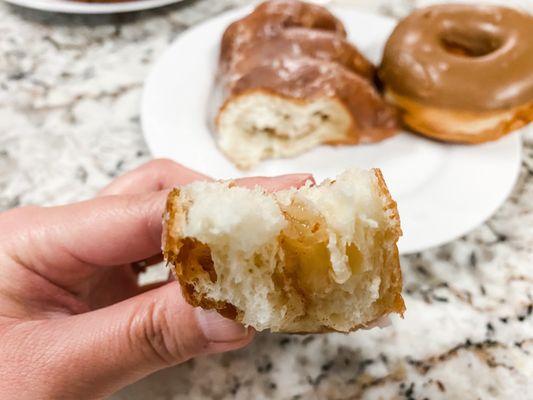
[141,5,523,254]
[3,0,182,14]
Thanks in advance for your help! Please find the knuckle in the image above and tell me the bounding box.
[128,299,201,366]
[129,300,175,365]
[0,206,41,240]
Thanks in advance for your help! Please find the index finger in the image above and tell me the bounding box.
[99,159,211,196]
[2,174,315,274]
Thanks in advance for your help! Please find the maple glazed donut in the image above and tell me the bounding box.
[216,0,398,169]
[379,4,533,143]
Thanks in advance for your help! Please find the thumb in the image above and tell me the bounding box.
[23,283,253,399]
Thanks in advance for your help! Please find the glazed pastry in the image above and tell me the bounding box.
[163,168,405,333]
[220,0,347,74]
[380,4,533,143]
[221,27,376,87]
[216,0,398,169]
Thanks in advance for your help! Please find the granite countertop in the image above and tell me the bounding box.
[1,0,532,399]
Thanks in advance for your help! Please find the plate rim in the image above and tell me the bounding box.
[403,136,522,254]
[2,0,183,14]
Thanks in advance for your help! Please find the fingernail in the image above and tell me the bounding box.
[279,173,315,185]
[279,173,313,180]
[195,309,248,343]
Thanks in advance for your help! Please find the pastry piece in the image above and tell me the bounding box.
[163,168,405,333]
[379,4,533,143]
[216,0,398,169]
[218,58,397,168]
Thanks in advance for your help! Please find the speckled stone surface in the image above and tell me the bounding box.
[1,0,532,399]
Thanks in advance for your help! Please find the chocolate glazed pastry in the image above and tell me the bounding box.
[215,0,398,169]
[380,4,533,143]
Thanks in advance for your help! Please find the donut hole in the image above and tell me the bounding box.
[440,29,502,57]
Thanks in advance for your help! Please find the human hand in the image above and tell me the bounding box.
[0,159,313,399]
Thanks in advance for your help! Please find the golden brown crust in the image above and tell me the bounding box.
[373,168,402,236]
[373,169,405,317]
[386,89,533,143]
